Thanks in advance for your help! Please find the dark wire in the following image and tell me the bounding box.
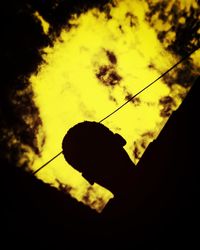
[32,47,199,175]
[99,48,198,122]
[32,151,63,175]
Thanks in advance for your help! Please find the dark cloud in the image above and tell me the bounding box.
[82,186,106,212]
[117,12,138,33]
[132,131,155,162]
[162,60,198,89]
[56,178,75,194]
[159,95,174,105]
[142,131,155,138]
[90,197,105,213]
[106,50,117,64]
[145,0,200,88]
[32,0,113,38]
[2,0,198,171]
[0,0,112,169]
[148,62,156,70]
[1,2,49,169]
[125,94,141,106]
[133,142,141,161]
[125,12,138,27]
[109,94,118,104]
[159,95,176,118]
[96,65,122,86]
[95,49,122,87]
[146,0,200,56]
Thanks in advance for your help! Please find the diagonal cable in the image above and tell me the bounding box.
[32,47,199,175]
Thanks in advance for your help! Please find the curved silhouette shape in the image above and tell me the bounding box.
[62,121,136,195]
[61,76,200,245]
[62,121,160,243]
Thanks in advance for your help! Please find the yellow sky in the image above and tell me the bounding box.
[29,0,200,212]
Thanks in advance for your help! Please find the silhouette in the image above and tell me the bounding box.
[62,122,162,243]
[62,121,136,191]
[3,76,199,248]
[62,76,200,246]
[2,1,199,248]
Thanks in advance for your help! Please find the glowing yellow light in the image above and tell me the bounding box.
[34,11,50,35]
[29,0,199,211]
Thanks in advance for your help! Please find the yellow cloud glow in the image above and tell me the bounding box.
[29,0,199,212]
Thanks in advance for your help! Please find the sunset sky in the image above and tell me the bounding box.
[2,0,199,212]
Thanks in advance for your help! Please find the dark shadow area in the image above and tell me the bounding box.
[134,74,200,247]
[2,159,99,248]
[61,76,200,247]
[1,1,199,248]
[0,0,112,173]
[2,76,199,249]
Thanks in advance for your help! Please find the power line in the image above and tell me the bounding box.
[32,47,199,175]
[99,48,198,122]
[32,151,63,175]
